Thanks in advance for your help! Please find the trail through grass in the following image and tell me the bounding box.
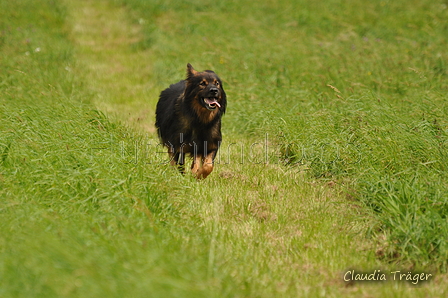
[66,0,156,132]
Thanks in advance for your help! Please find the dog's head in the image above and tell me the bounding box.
[185,63,226,114]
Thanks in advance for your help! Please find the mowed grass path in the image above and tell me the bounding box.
[65,0,378,291]
[0,0,447,297]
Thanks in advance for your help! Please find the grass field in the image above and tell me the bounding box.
[1,0,447,297]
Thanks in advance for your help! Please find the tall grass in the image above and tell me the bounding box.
[115,0,448,270]
[1,0,447,297]
[0,1,206,296]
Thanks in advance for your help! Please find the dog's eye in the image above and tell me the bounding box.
[215,81,220,87]
[199,81,207,87]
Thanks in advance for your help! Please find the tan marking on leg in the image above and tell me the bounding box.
[195,151,215,179]
[191,154,202,177]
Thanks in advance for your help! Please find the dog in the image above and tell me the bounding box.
[155,63,227,179]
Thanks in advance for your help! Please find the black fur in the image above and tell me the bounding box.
[155,63,227,179]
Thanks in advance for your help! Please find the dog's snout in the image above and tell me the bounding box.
[209,87,218,95]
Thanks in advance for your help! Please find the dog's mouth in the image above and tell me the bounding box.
[203,97,221,110]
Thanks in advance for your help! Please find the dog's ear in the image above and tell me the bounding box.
[186,63,198,79]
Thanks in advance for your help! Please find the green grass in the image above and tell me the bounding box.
[1,0,447,297]
[115,0,448,270]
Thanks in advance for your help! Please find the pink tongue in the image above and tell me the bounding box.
[206,98,221,108]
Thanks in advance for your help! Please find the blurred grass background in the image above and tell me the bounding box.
[1,0,447,297]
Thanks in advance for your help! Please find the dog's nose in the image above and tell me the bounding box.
[209,87,218,95]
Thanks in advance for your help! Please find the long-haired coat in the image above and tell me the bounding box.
[155,63,227,179]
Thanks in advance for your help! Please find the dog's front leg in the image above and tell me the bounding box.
[193,150,216,179]
[191,154,202,177]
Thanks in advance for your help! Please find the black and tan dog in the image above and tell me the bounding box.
[155,63,226,179]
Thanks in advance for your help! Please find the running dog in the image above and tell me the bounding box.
[155,63,227,179]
